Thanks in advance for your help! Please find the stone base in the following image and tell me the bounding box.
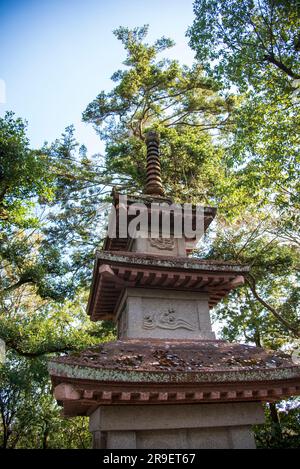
[89,402,265,449]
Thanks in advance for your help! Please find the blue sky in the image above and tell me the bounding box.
[0,0,195,154]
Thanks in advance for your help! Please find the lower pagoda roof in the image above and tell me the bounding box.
[87,251,250,321]
[49,339,300,417]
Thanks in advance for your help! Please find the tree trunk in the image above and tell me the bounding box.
[269,402,282,440]
[42,424,49,449]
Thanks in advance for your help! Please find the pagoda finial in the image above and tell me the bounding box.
[145,131,164,197]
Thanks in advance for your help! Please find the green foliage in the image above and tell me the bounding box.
[189,3,300,445]
[0,289,115,357]
[0,354,92,448]
[0,121,111,304]
[0,115,114,448]
[0,112,53,226]
[209,215,299,342]
[188,0,300,215]
[188,0,300,88]
[255,400,300,448]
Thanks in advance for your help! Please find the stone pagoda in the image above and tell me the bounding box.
[49,132,300,449]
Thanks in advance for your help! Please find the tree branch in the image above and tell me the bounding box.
[2,278,35,294]
[263,54,300,79]
[245,273,300,337]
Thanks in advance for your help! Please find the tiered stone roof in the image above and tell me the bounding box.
[87,251,248,321]
[50,339,300,416]
[49,131,300,417]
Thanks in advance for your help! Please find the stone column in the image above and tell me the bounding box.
[89,402,265,449]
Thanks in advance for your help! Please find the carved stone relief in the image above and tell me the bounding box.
[149,237,175,251]
[143,309,196,331]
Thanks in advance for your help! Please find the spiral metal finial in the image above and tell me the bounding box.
[145,131,164,197]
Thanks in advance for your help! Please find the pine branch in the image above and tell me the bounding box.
[3,337,80,358]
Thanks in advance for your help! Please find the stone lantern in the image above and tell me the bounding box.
[49,132,300,449]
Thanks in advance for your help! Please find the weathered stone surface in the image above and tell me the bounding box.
[50,338,298,376]
[87,250,249,321]
[89,402,265,431]
[53,383,80,401]
[132,236,187,257]
[93,427,256,449]
[106,431,136,449]
[89,403,264,449]
[116,288,215,340]
[102,191,217,253]
[145,131,164,197]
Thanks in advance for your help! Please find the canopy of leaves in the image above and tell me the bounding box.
[0,114,115,448]
[188,0,300,88]
[0,112,53,226]
[188,0,300,215]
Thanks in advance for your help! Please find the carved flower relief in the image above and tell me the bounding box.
[143,309,195,331]
[149,237,175,251]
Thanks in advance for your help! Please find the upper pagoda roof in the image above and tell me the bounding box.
[87,250,249,321]
[103,192,217,252]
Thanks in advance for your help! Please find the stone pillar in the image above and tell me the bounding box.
[116,288,216,341]
[89,402,265,449]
